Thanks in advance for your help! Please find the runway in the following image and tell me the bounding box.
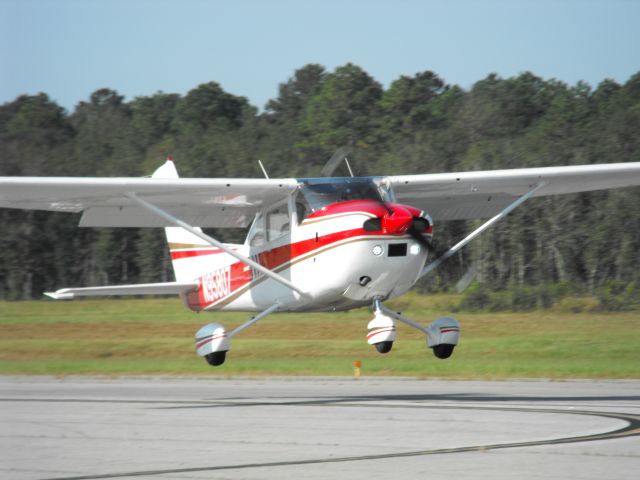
[1,377,639,479]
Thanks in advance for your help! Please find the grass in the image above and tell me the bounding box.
[0,292,639,378]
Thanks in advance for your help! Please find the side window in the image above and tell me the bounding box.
[294,189,312,224]
[266,204,290,241]
[249,214,266,247]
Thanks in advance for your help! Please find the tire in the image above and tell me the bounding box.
[205,351,227,366]
[432,344,454,359]
[374,341,393,354]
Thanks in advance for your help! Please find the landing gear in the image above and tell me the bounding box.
[432,344,455,359]
[205,351,227,366]
[368,299,460,360]
[195,303,280,367]
[367,301,397,354]
[374,341,393,354]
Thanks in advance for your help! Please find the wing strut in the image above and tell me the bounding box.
[126,193,309,298]
[419,182,546,279]
[228,303,280,338]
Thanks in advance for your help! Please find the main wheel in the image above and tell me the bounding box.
[205,351,227,366]
[374,341,393,354]
[432,344,454,359]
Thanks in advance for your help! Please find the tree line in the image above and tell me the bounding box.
[1,64,639,302]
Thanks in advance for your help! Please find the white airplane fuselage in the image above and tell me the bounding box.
[171,199,431,313]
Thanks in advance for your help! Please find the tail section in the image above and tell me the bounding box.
[152,158,210,282]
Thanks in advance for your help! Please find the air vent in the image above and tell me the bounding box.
[388,243,407,257]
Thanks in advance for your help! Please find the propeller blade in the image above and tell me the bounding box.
[407,224,435,252]
[320,146,352,177]
[455,264,477,293]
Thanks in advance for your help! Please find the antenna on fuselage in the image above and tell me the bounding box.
[344,157,354,177]
[257,159,270,179]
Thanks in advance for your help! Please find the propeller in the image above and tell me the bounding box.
[320,146,352,177]
[407,218,435,253]
[365,200,435,253]
[454,264,477,293]
[407,220,435,252]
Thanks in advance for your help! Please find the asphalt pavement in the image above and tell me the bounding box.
[1,376,638,479]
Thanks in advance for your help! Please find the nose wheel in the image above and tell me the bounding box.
[204,351,227,366]
[374,341,393,354]
[367,301,397,354]
[367,299,460,359]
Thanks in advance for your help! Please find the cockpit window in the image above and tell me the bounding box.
[298,179,387,214]
[266,204,289,241]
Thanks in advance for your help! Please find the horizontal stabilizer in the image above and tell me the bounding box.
[44,281,199,300]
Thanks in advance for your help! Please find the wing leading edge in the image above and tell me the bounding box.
[388,162,640,221]
[0,176,298,227]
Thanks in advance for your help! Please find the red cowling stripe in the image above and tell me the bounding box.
[307,200,423,220]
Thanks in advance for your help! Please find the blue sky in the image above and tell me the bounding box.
[1,0,639,112]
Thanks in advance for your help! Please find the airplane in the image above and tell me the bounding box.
[1,155,640,367]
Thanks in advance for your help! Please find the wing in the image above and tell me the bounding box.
[389,162,640,221]
[0,176,298,227]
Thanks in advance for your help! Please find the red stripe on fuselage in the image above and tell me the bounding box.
[171,248,229,260]
[258,227,366,270]
[183,227,410,311]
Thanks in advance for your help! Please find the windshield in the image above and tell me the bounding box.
[298,179,387,214]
